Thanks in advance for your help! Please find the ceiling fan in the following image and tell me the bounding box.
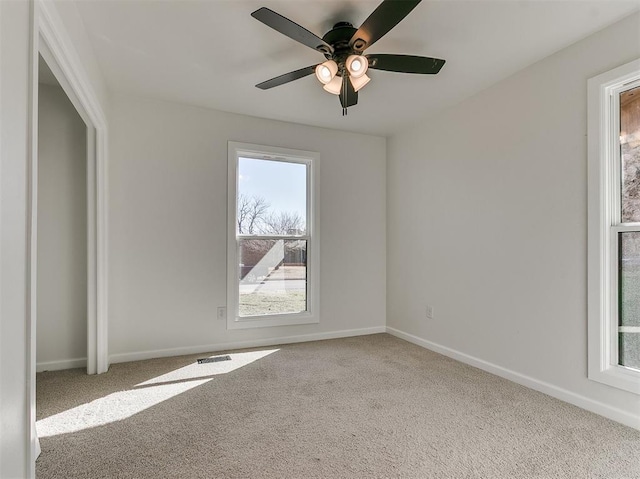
[252,0,445,115]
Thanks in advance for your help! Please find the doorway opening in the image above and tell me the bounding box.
[30,8,110,471]
[36,55,88,373]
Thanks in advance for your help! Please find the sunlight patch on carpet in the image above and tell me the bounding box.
[135,349,279,387]
[36,349,278,438]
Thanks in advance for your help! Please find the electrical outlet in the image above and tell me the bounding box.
[426,305,434,319]
[217,307,226,320]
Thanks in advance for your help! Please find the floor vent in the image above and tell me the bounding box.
[197,355,231,364]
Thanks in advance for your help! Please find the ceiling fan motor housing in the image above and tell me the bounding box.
[321,22,360,66]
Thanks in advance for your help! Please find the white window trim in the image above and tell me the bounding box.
[227,141,320,329]
[588,58,640,394]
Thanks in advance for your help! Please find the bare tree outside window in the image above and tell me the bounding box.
[621,86,640,223]
[237,194,270,234]
[263,211,305,235]
[237,194,305,235]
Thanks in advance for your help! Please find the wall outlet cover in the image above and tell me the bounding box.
[426,305,434,319]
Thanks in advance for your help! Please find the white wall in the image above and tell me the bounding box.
[387,12,640,424]
[108,93,386,360]
[36,84,87,371]
[0,1,32,477]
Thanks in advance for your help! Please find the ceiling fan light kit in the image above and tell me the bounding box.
[350,74,371,93]
[252,0,445,114]
[315,60,338,84]
[346,55,368,78]
[323,75,343,95]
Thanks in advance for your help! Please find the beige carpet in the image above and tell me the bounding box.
[36,334,639,478]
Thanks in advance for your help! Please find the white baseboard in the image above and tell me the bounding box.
[109,326,387,365]
[386,326,640,430]
[36,357,87,372]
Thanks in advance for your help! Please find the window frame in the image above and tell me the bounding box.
[226,141,320,329]
[587,58,640,394]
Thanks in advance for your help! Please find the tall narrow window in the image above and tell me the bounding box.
[618,86,640,371]
[588,59,640,394]
[227,142,319,329]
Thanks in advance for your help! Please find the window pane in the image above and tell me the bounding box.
[619,333,640,370]
[620,86,640,223]
[619,232,640,371]
[237,158,307,235]
[619,232,640,327]
[239,239,307,317]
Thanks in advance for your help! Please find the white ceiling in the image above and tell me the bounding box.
[75,0,640,136]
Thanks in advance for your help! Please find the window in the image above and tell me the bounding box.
[588,59,640,394]
[227,142,319,329]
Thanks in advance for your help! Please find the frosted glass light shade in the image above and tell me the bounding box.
[323,75,342,95]
[346,55,368,78]
[349,73,370,92]
[315,61,338,84]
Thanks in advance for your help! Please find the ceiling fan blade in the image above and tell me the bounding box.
[252,7,333,54]
[339,75,358,108]
[367,54,445,74]
[256,65,317,90]
[350,0,421,51]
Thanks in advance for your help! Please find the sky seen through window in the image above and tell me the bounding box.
[238,157,307,223]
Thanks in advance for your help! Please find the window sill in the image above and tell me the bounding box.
[227,312,319,330]
[589,364,640,395]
